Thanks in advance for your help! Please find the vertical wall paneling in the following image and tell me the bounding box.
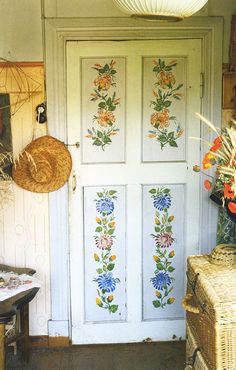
[0,64,51,335]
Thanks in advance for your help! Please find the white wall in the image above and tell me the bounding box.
[208,0,236,62]
[44,0,236,63]
[0,0,42,61]
[0,65,51,336]
[0,1,235,62]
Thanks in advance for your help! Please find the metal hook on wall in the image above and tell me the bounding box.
[65,141,80,148]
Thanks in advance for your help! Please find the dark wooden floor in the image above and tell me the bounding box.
[6,341,185,370]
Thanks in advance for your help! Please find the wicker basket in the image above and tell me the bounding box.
[210,244,236,265]
[185,323,210,370]
[183,255,236,370]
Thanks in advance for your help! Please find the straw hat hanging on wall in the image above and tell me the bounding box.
[12,135,72,193]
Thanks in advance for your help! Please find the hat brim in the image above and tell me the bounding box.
[12,136,72,193]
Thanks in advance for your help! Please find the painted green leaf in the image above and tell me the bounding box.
[153,300,161,308]
[156,263,164,270]
[103,218,108,225]
[103,265,107,272]
[163,189,170,194]
[104,64,109,72]
[107,264,115,271]
[107,97,112,105]
[170,141,178,148]
[96,268,103,274]
[98,102,106,109]
[109,190,117,195]
[97,131,103,139]
[97,192,103,198]
[95,226,103,232]
[168,266,175,272]
[93,139,102,146]
[103,137,112,143]
[110,305,118,313]
[164,101,171,107]
[168,132,174,139]
[149,189,156,194]
[158,135,167,142]
[108,229,114,235]
[155,226,160,233]
[160,61,165,69]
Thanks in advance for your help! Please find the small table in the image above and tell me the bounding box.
[0,264,39,370]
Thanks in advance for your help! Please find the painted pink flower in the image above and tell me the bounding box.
[95,234,113,250]
[155,232,174,248]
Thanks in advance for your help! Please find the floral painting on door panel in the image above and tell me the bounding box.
[142,185,185,320]
[142,57,186,162]
[81,58,125,163]
[84,186,126,322]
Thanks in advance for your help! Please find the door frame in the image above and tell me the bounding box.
[44,16,223,338]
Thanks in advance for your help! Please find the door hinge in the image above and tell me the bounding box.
[200,72,205,99]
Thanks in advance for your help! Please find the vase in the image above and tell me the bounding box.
[210,192,236,223]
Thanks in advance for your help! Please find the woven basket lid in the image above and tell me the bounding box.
[209,244,236,265]
[12,136,72,193]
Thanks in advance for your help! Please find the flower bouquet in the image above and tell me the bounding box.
[193,114,236,222]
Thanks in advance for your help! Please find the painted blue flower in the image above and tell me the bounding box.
[97,273,116,293]
[151,272,172,290]
[96,197,114,215]
[153,193,171,211]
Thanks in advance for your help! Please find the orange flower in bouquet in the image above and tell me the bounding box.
[193,114,236,219]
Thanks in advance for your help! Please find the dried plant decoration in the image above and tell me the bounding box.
[193,114,236,219]
[0,59,42,116]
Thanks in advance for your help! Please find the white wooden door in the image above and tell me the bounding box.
[67,39,201,344]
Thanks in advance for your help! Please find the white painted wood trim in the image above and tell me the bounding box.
[44,16,223,337]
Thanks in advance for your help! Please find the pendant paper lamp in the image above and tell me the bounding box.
[113,0,208,21]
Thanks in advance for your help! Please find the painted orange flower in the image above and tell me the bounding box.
[94,73,112,90]
[157,71,176,88]
[150,109,169,129]
[97,111,116,128]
